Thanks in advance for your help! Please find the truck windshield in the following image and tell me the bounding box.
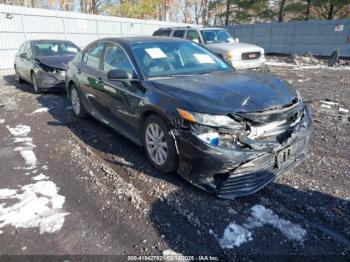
[201,30,234,44]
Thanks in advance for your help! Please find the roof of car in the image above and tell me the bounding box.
[156,27,227,31]
[100,36,189,44]
[29,39,74,43]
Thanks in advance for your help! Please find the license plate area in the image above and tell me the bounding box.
[276,145,295,168]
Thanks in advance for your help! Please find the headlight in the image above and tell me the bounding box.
[226,51,233,61]
[59,70,66,78]
[177,109,242,128]
[38,63,60,74]
[177,109,247,148]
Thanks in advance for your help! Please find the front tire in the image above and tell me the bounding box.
[70,85,87,118]
[31,72,41,94]
[143,115,178,173]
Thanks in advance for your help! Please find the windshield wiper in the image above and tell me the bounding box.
[149,74,194,79]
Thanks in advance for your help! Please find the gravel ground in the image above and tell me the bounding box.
[0,63,349,260]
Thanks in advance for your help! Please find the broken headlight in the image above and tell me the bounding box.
[36,62,65,75]
[177,109,242,128]
[177,109,247,148]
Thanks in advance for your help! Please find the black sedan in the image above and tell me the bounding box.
[66,37,312,199]
[14,40,80,93]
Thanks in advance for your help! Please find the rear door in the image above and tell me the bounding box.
[17,42,33,81]
[22,42,34,81]
[78,42,106,115]
[15,42,26,76]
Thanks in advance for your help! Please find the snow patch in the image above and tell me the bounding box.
[6,125,31,137]
[339,107,349,113]
[32,173,48,181]
[0,119,5,124]
[7,125,37,170]
[266,61,350,70]
[0,181,69,234]
[162,249,185,261]
[14,147,37,169]
[216,204,306,249]
[251,205,307,242]
[31,107,49,114]
[320,100,339,106]
[0,125,69,234]
[0,189,17,198]
[321,104,331,109]
[218,222,252,248]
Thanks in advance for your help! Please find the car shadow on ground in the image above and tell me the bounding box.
[3,74,203,193]
[3,74,350,257]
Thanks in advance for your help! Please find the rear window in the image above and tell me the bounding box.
[153,30,171,37]
[173,30,185,38]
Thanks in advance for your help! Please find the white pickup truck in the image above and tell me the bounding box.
[153,27,265,70]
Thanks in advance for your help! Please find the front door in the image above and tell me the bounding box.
[96,43,142,139]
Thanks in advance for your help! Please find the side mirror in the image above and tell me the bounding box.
[20,53,28,59]
[107,69,129,80]
[192,39,199,44]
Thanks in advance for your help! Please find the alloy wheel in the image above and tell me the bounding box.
[71,88,81,116]
[145,123,168,166]
[32,74,39,93]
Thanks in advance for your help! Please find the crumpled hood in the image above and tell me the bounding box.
[206,42,264,54]
[150,70,298,114]
[36,55,75,70]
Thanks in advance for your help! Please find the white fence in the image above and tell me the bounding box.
[0,4,189,69]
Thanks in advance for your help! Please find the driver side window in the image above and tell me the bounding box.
[83,43,105,70]
[186,30,201,43]
[103,44,135,78]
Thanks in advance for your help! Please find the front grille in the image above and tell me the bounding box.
[234,99,303,124]
[218,154,276,198]
[242,52,261,60]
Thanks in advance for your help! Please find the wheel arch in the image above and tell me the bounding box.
[138,108,172,146]
[66,80,77,99]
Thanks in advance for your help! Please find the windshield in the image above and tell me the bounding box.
[131,41,231,78]
[201,30,234,44]
[32,42,80,57]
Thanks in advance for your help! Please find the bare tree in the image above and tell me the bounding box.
[278,0,286,22]
[201,0,208,24]
[183,0,193,23]
[193,0,204,24]
[225,0,230,25]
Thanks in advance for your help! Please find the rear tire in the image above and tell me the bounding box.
[143,115,178,173]
[31,72,41,94]
[70,85,87,118]
[15,66,24,83]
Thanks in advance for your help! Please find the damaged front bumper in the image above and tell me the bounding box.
[173,106,313,200]
[35,68,66,91]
